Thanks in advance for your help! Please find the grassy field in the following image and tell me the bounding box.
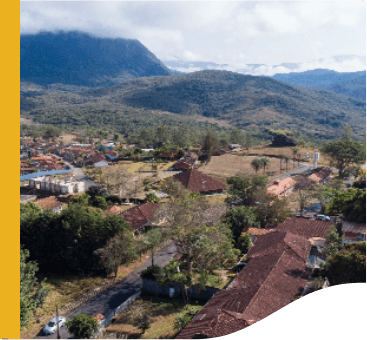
[106,294,205,339]
[199,154,300,181]
[205,194,229,206]
[241,145,333,166]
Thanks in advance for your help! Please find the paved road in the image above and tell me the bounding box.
[62,160,99,190]
[36,242,177,339]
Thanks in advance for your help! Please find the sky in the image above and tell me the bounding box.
[20,1,366,75]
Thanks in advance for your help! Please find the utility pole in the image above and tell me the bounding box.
[56,303,61,339]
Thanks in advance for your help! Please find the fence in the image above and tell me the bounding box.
[20,169,72,181]
[142,279,218,301]
[101,290,142,328]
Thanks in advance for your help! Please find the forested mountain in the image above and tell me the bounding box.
[272,69,366,101]
[21,70,366,141]
[272,69,365,87]
[20,31,172,87]
[322,75,366,102]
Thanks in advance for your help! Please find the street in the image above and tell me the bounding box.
[35,243,177,339]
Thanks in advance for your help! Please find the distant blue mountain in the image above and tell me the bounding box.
[272,69,365,86]
[20,31,172,87]
[272,69,366,101]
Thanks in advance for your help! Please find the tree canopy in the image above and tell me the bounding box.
[321,140,365,178]
[20,204,131,275]
[322,242,366,285]
[20,247,49,328]
[66,314,99,339]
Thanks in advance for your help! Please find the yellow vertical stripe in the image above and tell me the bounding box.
[0,0,20,337]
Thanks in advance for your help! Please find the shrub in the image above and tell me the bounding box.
[66,314,99,339]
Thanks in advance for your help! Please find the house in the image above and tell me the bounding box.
[172,168,225,194]
[178,231,312,338]
[35,196,63,213]
[273,216,332,239]
[106,205,122,215]
[308,167,332,184]
[106,150,119,161]
[267,177,296,197]
[120,203,161,233]
[341,221,366,243]
[29,176,85,194]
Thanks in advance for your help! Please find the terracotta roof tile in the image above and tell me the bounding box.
[121,203,160,230]
[267,177,296,196]
[35,196,63,210]
[172,168,225,193]
[274,217,332,239]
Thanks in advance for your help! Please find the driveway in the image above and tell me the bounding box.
[36,242,177,339]
[62,160,99,190]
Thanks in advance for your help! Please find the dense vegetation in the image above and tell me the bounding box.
[21,31,172,87]
[20,202,131,275]
[21,70,366,143]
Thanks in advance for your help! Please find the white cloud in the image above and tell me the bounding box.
[20,1,366,70]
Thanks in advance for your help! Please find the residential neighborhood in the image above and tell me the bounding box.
[20,126,366,340]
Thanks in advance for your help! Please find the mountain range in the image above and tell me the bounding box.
[21,31,172,87]
[20,31,366,141]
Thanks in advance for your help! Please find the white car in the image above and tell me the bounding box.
[43,316,66,335]
[316,214,331,221]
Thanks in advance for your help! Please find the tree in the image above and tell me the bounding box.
[224,206,258,240]
[20,247,49,328]
[341,125,353,141]
[236,233,253,254]
[95,230,136,278]
[324,188,366,223]
[251,158,261,174]
[202,133,221,162]
[292,177,318,216]
[20,204,129,275]
[253,188,291,228]
[321,140,365,178]
[323,225,344,257]
[138,322,151,334]
[154,191,238,276]
[259,157,270,174]
[66,314,99,339]
[89,195,108,210]
[284,155,290,172]
[226,174,268,206]
[144,192,161,203]
[141,228,163,267]
[86,185,108,198]
[43,126,61,141]
[322,242,366,285]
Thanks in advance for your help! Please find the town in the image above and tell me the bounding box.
[20,125,366,339]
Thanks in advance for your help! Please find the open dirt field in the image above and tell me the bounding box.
[239,145,332,166]
[199,154,300,180]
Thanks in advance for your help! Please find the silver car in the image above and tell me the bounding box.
[43,316,66,335]
[316,214,331,221]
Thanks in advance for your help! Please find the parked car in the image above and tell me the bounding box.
[43,316,66,335]
[316,214,331,221]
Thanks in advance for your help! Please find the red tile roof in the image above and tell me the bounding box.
[246,231,311,262]
[267,177,296,196]
[35,196,63,210]
[121,203,160,230]
[172,168,225,193]
[274,217,332,239]
[178,231,311,338]
[106,205,122,214]
[173,162,192,170]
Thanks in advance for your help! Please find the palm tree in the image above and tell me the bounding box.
[251,158,261,174]
[284,155,290,172]
[260,157,270,174]
[279,154,285,172]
